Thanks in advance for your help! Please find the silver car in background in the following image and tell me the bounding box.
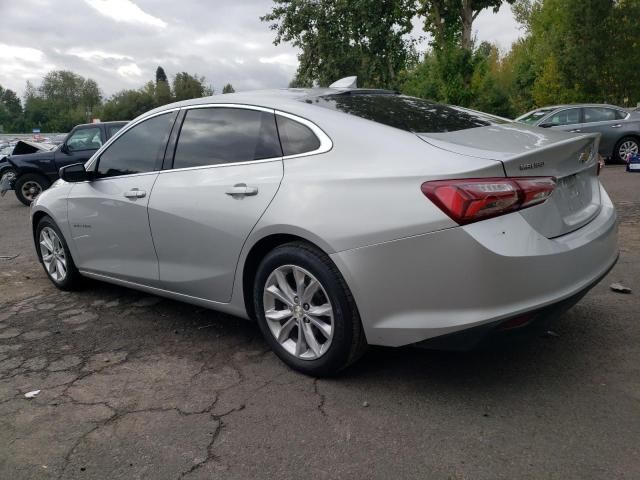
[31,86,618,376]
[517,104,640,162]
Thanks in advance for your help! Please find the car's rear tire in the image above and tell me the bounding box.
[253,242,367,377]
[614,136,639,163]
[15,173,50,206]
[36,216,81,291]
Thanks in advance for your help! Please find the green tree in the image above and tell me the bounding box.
[0,85,24,133]
[222,83,235,94]
[155,66,172,106]
[511,0,640,108]
[261,0,418,89]
[156,66,168,84]
[173,72,211,101]
[100,88,156,121]
[21,70,101,131]
[419,0,515,52]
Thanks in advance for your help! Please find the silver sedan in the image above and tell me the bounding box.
[516,104,640,162]
[31,85,618,376]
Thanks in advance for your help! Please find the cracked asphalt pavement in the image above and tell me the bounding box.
[1,166,639,479]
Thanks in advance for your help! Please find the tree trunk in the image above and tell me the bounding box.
[461,0,474,51]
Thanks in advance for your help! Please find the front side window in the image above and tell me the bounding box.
[546,108,581,126]
[96,112,176,178]
[583,107,618,123]
[276,116,321,156]
[173,108,282,169]
[66,127,102,152]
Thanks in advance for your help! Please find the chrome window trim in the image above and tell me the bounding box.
[160,104,333,174]
[274,109,333,159]
[183,103,274,114]
[157,157,282,175]
[84,107,181,171]
[83,103,334,179]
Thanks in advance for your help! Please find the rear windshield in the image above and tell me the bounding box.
[308,94,505,133]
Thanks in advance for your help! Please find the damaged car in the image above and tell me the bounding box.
[1,121,126,205]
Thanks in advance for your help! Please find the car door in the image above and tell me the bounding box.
[54,125,104,169]
[540,107,583,133]
[67,111,178,285]
[580,107,628,155]
[148,106,284,303]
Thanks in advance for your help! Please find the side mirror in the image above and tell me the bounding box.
[60,143,70,154]
[538,122,555,128]
[59,163,90,183]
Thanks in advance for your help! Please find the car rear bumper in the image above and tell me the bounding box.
[331,184,618,347]
[413,254,617,350]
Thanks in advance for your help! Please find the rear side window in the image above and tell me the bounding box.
[276,116,321,156]
[96,112,176,178]
[173,108,282,169]
[615,109,628,120]
[583,107,618,123]
[311,94,503,133]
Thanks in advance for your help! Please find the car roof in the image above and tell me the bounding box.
[142,88,397,118]
[534,103,626,111]
[74,121,128,128]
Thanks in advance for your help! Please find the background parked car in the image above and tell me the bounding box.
[516,104,640,163]
[5,121,127,205]
[0,140,57,182]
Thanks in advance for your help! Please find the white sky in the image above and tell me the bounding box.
[0,0,522,98]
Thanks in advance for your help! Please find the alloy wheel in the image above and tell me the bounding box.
[21,180,43,202]
[39,227,67,282]
[619,140,639,161]
[263,265,334,360]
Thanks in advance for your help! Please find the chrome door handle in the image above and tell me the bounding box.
[124,189,146,199]
[225,183,258,197]
[570,129,582,133]
[611,124,623,128]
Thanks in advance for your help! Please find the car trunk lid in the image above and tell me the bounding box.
[417,124,602,238]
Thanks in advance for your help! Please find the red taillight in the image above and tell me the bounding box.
[421,177,556,225]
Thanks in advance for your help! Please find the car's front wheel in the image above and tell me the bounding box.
[36,216,81,290]
[15,173,51,206]
[614,136,639,163]
[253,242,367,376]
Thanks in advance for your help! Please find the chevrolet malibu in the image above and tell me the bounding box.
[31,85,618,376]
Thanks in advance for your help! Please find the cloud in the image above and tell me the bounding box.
[475,5,522,51]
[117,63,143,77]
[259,53,298,68]
[0,44,56,81]
[65,48,133,62]
[0,0,521,99]
[84,0,167,28]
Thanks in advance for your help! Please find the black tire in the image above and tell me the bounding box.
[35,216,81,291]
[15,173,50,206]
[253,242,367,377]
[613,136,640,163]
[0,167,16,179]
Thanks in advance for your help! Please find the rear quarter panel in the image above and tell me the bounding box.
[251,106,506,254]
